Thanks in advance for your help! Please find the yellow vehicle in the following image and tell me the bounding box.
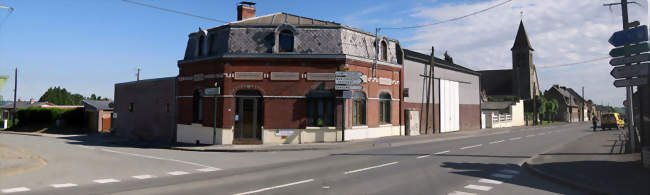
[601,113,625,130]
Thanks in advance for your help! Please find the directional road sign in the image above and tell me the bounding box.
[614,77,648,87]
[610,53,650,66]
[610,63,649,79]
[609,42,650,57]
[204,88,221,95]
[335,85,362,90]
[335,71,363,77]
[335,79,362,85]
[609,25,648,47]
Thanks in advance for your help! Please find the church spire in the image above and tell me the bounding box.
[511,20,534,51]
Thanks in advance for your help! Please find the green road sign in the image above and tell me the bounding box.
[0,76,8,92]
[609,42,650,57]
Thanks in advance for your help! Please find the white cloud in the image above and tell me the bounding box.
[399,0,648,106]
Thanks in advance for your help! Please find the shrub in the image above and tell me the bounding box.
[16,107,83,126]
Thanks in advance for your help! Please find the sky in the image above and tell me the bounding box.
[0,0,647,106]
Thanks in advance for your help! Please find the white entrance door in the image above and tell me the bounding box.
[440,80,460,133]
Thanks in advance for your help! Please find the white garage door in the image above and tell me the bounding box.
[440,80,459,133]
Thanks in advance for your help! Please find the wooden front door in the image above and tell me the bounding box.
[101,112,111,132]
[234,90,263,144]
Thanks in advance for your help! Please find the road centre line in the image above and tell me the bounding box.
[491,173,513,179]
[478,179,503,184]
[509,137,522,140]
[99,148,217,169]
[464,184,493,191]
[344,162,399,174]
[132,175,155,179]
[77,145,96,150]
[416,155,430,159]
[197,167,222,172]
[1,187,30,193]
[50,183,77,188]
[435,150,451,155]
[460,144,482,150]
[489,140,505,144]
[500,169,520,174]
[167,171,189,176]
[232,179,315,195]
[93,179,120,184]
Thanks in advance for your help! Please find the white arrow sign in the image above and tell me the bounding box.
[335,71,363,77]
[610,53,650,66]
[335,85,362,90]
[335,79,362,85]
[610,63,649,79]
[613,77,648,87]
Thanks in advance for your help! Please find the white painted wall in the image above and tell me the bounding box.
[177,124,233,145]
[344,125,403,141]
[510,100,525,126]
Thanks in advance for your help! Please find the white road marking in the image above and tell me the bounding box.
[460,144,482,150]
[416,155,430,159]
[232,179,315,195]
[489,140,505,144]
[77,145,95,150]
[1,187,30,193]
[167,171,189,176]
[132,175,155,179]
[509,137,522,140]
[448,191,477,195]
[197,167,222,172]
[464,184,493,191]
[344,162,399,174]
[501,169,520,174]
[434,150,451,155]
[50,183,78,188]
[491,173,513,179]
[322,186,330,189]
[99,148,217,169]
[478,178,503,184]
[526,135,535,137]
[93,178,120,184]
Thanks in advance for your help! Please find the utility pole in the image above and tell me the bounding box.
[582,86,585,121]
[12,68,16,124]
[423,47,434,134]
[136,68,141,81]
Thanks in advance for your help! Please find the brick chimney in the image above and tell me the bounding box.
[30,98,35,104]
[237,1,256,21]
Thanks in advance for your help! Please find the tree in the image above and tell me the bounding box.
[38,87,85,105]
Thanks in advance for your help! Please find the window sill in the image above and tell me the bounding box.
[306,126,337,130]
[352,125,368,129]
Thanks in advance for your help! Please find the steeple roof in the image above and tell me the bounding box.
[511,20,534,51]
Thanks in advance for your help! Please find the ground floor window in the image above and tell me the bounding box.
[307,91,335,127]
[352,92,366,126]
[379,93,391,124]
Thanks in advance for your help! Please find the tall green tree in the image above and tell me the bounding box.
[38,87,85,105]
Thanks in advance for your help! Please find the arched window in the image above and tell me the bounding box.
[279,30,294,52]
[198,35,205,56]
[381,41,388,61]
[352,92,366,126]
[306,91,335,127]
[379,93,391,124]
[193,90,203,123]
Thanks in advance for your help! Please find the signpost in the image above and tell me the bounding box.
[610,63,649,78]
[335,71,363,143]
[205,86,221,145]
[608,25,648,47]
[609,42,650,57]
[614,77,648,87]
[610,53,650,65]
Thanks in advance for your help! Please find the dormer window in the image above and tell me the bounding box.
[198,35,205,56]
[380,41,388,61]
[279,30,294,52]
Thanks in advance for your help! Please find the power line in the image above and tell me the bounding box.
[380,0,514,30]
[537,56,609,69]
[121,0,229,23]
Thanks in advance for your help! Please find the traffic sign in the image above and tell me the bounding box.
[335,85,362,90]
[614,77,648,87]
[609,53,650,66]
[609,25,648,47]
[610,63,649,78]
[335,71,362,77]
[204,88,221,95]
[609,42,650,57]
[335,79,362,85]
[342,90,353,99]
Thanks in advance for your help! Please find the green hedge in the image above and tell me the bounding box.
[16,107,83,126]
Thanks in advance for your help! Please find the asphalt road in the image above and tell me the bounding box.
[1,123,593,195]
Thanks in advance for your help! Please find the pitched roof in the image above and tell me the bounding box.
[229,12,340,27]
[402,49,480,76]
[481,101,515,110]
[82,100,113,111]
[0,101,50,109]
[511,21,534,51]
[550,85,578,107]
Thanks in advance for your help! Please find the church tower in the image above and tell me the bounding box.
[511,20,538,100]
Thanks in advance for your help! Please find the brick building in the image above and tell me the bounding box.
[176,3,404,144]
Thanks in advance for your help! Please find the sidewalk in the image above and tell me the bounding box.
[171,123,571,152]
[524,129,650,195]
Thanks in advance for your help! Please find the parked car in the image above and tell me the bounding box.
[601,113,624,130]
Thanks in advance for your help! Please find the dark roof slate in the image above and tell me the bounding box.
[403,49,480,76]
[512,21,534,51]
[82,100,113,111]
